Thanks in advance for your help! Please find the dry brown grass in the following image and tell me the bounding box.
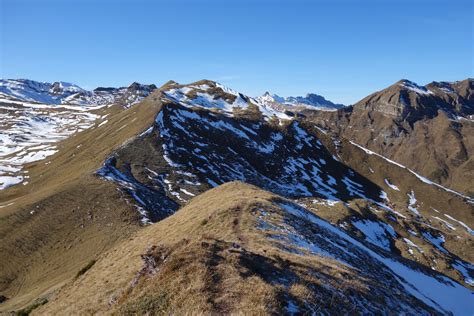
[34,182,387,315]
[1,80,472,313]
[0,91,164,312]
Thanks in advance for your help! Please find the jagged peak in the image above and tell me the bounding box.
[127,82,157,91]
[256,91,344,110]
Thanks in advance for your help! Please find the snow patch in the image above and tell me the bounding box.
[384,178,400,191]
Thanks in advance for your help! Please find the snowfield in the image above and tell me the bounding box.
[0,79,155,107]
[0,79,156,190]
[0,99,103,189]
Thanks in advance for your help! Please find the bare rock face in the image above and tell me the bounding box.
[354,79,473,123]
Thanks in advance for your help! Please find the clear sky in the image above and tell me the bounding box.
[1,0,473,104]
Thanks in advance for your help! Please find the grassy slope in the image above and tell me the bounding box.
[0,93,163,312]
[309,125,474,264]
[40,181,467,315]
[1,81,472,312]
[34,182,394,315]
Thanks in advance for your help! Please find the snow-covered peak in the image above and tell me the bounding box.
[0,79,156,108]
[0,79,83,104]
[398,79,433,95]
[260,92,286,104]
[49,81,85,95]
[162,80,292,119]
[286,93,344,109]
[256,91,344,111]
[162,81,344,121]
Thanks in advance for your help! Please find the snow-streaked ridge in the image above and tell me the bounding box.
[0,79,156,108]
[272,202,473,315]
[162,81,293,119]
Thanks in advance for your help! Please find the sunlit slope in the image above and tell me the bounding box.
[0,92,163,312]
[37,182,473,315]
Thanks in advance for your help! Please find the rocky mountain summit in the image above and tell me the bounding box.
[305,78,474,196]
[354,79,473,122]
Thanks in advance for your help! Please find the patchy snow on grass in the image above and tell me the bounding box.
[403,238,424,254]
[452,261,474,286]
[164,82,292,120]
[384,178,400,191]
[400,81,433,95]
[258,207,356,269]
[408,229,418,236]
[97,157,178,224]
[422,232,448,254]
[0,175,23,190]
[341,176,365,198]
[278,202,473,315]
[443,214,474,236]
[179,188,195,197]
[379,190,389,201]
[432,216,456,231]
[97,119,108,127]
[349,141,474,203]
[0,98,102,189]
[407,190,420,216]
[312,199,340,207]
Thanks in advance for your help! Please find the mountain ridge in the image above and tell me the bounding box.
[256,91,344,112]
[0,79,157,108]
[302,77,474,196]
[353,78,474,121]
[32,182,474,315]
[0,77,472,314]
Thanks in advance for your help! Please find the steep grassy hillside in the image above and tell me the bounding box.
[36,182,472,315]
[0,92,163,312]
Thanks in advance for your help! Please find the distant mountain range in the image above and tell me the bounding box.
[0,78,344,110]
[256,91,344,111]
[0,79,157,108]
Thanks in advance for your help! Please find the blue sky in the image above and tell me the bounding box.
[1,0,473,104]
